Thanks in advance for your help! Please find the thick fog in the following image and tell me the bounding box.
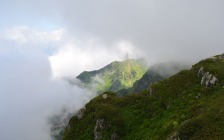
[1,0,223,62]
[0,29,138,140]
[0,47,93,140]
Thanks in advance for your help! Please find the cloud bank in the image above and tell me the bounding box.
[1,0,224,63]
[0,47,95,140]
[0,26,139,140]
[58,0,224,62]
[49,39,142,78]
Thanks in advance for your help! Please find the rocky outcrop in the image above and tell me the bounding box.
[197,67,204,77]
[111,132,119,140]
[93,119,119,140]
[102,94,108,99]
[195,93,201,99]
[94,119,105,140]
[198,67,218,87]
[167,132,180,140]
[76,107,85,120]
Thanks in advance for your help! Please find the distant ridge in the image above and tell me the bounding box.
[76,59,148,93]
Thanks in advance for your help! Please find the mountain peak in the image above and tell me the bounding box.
[63,54,224,140]
[76,59,148,93]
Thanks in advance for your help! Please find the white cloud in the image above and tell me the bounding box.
[49,39,142,78]
[0,26,142,140]
[0,26,65,44]
[0,26,142,78]
[0,47,94,140]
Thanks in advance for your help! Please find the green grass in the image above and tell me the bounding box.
[63,54,224,140]
[77,59,148,93]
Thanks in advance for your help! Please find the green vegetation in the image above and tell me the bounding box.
[63,54,224,140]
[118,62,189,96]
[77,59,148,93]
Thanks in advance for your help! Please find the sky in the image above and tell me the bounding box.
[0,0,224,140]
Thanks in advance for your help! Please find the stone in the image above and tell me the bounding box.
[199,70,218,87]
[196,93,201,99]
[111,132,119,140]
[201,76,205,86]
[210,76,218,85]
[198,67,204,76]
[168,132,181,140]
[205,79,210,87]
[205,72,210,77]
[208,74,213,81]
[94,119,104,140]
[102,94,108,99]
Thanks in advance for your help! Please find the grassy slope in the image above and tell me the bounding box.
[117,62,190,96]
[63,55,224,140]
[77,59,147,93]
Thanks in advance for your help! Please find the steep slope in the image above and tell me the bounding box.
[118,62,190,96]
[76,59,148,93]
[63,54,224,140]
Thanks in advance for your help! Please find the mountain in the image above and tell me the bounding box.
[117,62,190,96]
[76,59,148,93]
[63,54,224,140]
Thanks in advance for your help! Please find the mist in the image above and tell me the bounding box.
[1,0,223,64]
[0,30,138,140]
[0,0,224,140]
[0,48,95,140]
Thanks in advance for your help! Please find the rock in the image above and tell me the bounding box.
[111,132,119,140]
[102,94,108,99]
[205,79,210,87]
[198,67,204,76]
[196,93,201,99]
[210,76,218,85]
[205,72,210,77]
[201,76,205,86]
[198,68,218,87]
[208,74,213,80]
[168,132,180,140]
[94,119,104,140]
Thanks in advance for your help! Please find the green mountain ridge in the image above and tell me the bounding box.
[76,59,148,93]
[117,62,190,96]
[63,54,224,140]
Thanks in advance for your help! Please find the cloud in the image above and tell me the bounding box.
[0,26,140,140]
[0,46,95,140]
[49,39,142,78]
[0,26,65,45]
[1,1,224,63]
[0,26,141,78]
[57,0,224,62]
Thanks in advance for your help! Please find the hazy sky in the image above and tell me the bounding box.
[1,0,224,68]
[0,1,223,140]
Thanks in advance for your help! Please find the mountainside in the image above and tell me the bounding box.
[63,54,224,140]
[118,62,190,96]
[76,59,148,93]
